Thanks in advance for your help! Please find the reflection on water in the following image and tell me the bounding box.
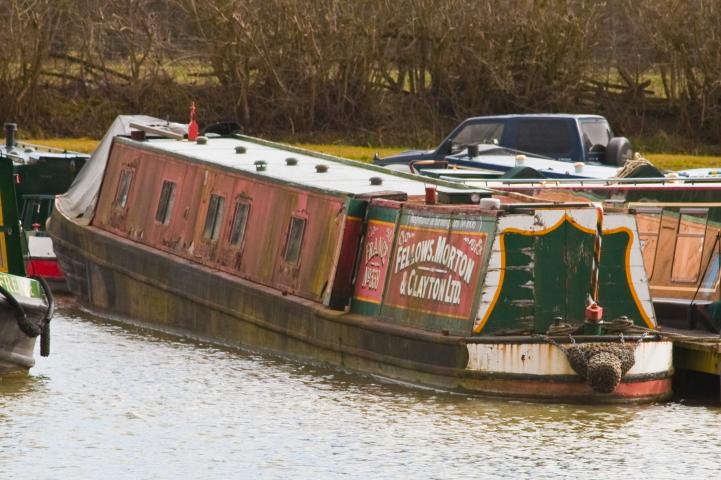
[1,301,720,479]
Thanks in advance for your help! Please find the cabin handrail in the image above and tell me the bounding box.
[458,176,721,187]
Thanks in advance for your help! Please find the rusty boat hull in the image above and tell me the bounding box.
[49,209,672,403]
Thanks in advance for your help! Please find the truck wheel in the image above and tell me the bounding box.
[605,137,633,166]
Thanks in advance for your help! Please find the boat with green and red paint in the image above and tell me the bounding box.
[0,152,54,375]
[48,116,672,402]
[1,123,89,289]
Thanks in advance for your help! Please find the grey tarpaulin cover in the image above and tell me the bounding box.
[55,115,187,225]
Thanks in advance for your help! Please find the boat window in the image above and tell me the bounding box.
[114,168,134,209]
[284,216,306,264]
[514,119,573,156]
[579,119,612,150]
[636,208,662,278]
[21,197,53,230]
[672,209,708,283]
[203,194,225,241]
[155,181,177,224]
[700,250,721,292]
[229,201,250,247]
[450,122,504,153]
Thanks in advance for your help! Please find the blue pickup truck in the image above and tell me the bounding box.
[374,114,634,171]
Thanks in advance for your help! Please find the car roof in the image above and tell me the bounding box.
[463,114,607,122]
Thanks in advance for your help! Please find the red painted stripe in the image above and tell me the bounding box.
[464,377,672,402]
[26,259,65,280]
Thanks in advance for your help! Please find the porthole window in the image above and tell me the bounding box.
[155,181,177,224]
[284,216,306,264]
[114,168,134,209]
[229,201,250,247]
[203,194,225,241]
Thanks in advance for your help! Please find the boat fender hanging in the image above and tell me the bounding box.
[562,344,636,394]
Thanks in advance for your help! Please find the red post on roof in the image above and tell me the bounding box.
[188,102,199,141]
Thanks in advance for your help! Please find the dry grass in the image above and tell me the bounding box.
[25,138,721,172]
[23,138,99,154]
[644,153,721,172]
[294,144,406,162]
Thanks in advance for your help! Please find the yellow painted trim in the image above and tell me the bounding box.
[0,194,6,272]
[501,212,597,237]
[474,214,653,333]
[353,294,381,305]
[604,226,655,329]
[651,285,718,293]
[367,219,396,228]
[398,224,487,236]
[0,233,6,273]
[346,216,363,223]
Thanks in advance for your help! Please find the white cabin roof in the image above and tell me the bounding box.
[120,135,478,197]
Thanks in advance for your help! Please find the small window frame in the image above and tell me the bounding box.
[203,194,226,242]
[155,180,177,225]
[283,216,307,265]
[228,199,251,248]
[113,168,135,210]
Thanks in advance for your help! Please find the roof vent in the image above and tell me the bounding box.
[254,160,267,172]
[480,198,501,210]
[315,164,328,173]
[515,154,526,166]
[235,146,247,154]
[286,157,298,166]
[196,136,208,145]
[369,176,383,186]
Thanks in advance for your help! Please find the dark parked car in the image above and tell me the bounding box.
[374,114,633,169]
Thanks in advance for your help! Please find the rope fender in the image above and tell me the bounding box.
[563,344,636,394]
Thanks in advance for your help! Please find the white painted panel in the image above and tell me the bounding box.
[28,236,56,258]
[466,341,673,376]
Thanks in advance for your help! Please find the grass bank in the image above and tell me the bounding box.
[25,138,721,172]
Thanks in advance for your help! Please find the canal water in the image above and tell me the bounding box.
[1,300,720,479]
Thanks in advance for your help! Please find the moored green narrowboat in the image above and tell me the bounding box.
[1,122,89,289]
[0,153,54,375]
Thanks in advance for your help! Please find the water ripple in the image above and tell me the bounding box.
[0,304,719,479]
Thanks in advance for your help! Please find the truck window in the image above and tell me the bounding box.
[580,119,612,150]
[514,119,573,156]
[450,122,504,153]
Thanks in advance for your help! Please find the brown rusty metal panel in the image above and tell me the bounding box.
[94,141,347,303]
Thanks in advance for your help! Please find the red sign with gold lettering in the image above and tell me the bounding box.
[383,214,486,319]
[354,220,395,304]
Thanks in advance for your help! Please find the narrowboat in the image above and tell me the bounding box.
[1,123,89,288]
[0,153,54,375]
[48,117,672,402]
